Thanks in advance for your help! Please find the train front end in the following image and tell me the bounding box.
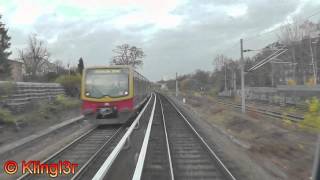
[81,66,134,124]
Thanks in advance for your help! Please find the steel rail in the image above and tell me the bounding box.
[132,94,157,180]
[17,126,97,180]
[159,97,175,180]
[165,95,237,180]
[0,115,84,159]
[70,126,124,180]
[92,93,154,180]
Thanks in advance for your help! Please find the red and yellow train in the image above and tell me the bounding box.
[80,66,151,124]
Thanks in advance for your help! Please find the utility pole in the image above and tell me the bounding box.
[233,71,236,95]
[240,39,245,113]
[175,72,178,97]
[224,63,227,91]
[271,62,274,87]
[312,135,320,180]
[310,38,317,84]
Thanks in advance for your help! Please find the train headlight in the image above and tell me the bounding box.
[85,92,90,96]
[124,91,128,95]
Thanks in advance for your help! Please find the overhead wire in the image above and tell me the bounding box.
[215,8,320,65]
[211,7,320,72]
[249,49,288,71]
[245,8,320,71]
[243,8,320,42]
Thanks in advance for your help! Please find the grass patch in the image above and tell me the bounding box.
[285,107,297,114]
[2,95,81,125]
[30,95,80,122]
[208,111,231,125]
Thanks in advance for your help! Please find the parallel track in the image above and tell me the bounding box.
[216,99,304,122]
[0,116,85,161]
[18,125,122,180]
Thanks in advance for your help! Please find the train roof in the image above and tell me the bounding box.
[85,65,133,70]
[84,65,150,82]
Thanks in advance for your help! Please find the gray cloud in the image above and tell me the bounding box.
[6,0,320,81]
[142,0,306,80]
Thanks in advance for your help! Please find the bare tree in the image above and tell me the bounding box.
[18,34,50,78]
[53,60,65,74]
[111,44,145,68]
[213,54,229,71]
[276,19,318,45]
[277,20,320,84]
[213,54,230,91]
[278,21,303,45]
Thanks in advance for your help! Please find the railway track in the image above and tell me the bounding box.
[17,93,235,179]
[92,93,156,180]
[216,99,304,122]
[0,116,85,161]
[140,95,172,180]
[93,94,235,180]
[93,93,235,180]
[153,95,236,180]
[18,125,123,180]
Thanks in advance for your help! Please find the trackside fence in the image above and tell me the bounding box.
[0,81,65,112]
[219,85,320,107]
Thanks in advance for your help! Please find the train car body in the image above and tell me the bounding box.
[80,66,151,124]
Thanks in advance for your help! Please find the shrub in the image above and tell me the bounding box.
[0,81,16,100]
[0,108,14,124]
[287,79,296,86]
[208,88,219,97]
[306,77,316,86]
[55,74,81,97]
[54,94,80,109]
[300,97,320,130]
[45,72,60,82]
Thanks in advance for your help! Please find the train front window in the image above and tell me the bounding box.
[85,69,129,98]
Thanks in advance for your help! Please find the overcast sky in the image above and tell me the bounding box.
[0,0,320,81]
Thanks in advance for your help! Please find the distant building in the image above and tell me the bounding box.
[0,59,25,81]
[38,60,58,75]
[8,59,24,81]
[160,83,168,90]
[1,59,59,82]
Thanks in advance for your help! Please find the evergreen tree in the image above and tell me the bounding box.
[0,15,12,79]
[77,57,84,75]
